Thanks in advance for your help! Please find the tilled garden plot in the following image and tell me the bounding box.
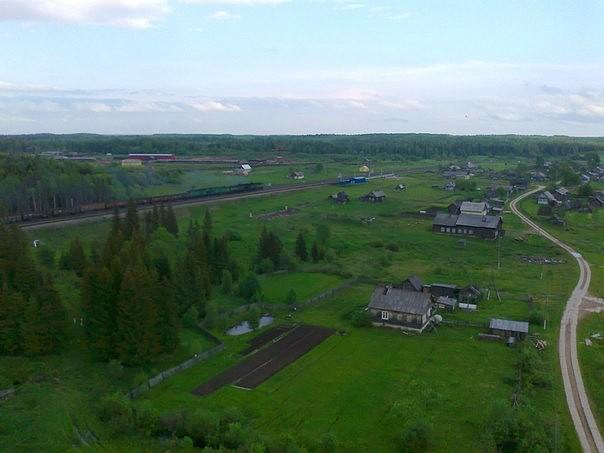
[192,325,333,396]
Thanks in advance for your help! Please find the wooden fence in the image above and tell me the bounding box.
[127,327,224,399]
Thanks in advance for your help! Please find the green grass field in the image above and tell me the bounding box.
[1,157,582,451]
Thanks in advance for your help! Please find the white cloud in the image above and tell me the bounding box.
[74,102,113,112]
[0,0,170,29]
[208,10,240,20]
[190,100,242,112]
[185,0,288,4]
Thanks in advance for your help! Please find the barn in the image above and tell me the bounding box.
[368,286,433,333]
[432,213,503,239]
[489,318,529,340]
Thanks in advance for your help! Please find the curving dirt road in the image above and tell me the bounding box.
[511,187,604,453]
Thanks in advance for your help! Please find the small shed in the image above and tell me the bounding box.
[489,318,529,340]
[395,184,407,191]
[460,285,481,303]
[427,283,458,299]
[291,171,305,180]
[435,296,457,311]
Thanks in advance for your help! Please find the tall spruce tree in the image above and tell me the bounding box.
[123,199,140,241]
[295,233,308,261]
[163,204,179,237]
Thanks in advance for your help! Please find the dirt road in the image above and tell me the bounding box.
[511,187,603,453]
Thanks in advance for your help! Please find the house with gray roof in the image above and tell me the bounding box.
[361,190,386,202]
[460,201,489,216]
[435,296,457,311]
[368,286,433,333]
[432,212,503,239]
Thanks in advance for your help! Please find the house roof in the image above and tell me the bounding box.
[433,213,459,227]
[431,283,458,289]
[436,296,458,307]
[403,275,423,292]
[456,213,502,229]
[460,201,487,213]
[555,187,569,196]
[540,191,556,201]
[241,164,252,170]
[369,191,386,198]
[490,318,529,333]
[369,287,432,315]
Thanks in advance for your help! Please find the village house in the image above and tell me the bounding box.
[432,212,504,239]
[368,286,433,333]
[459,201,489,216]
[290,171,305,180]
[444,181,456,192]
[328,191,350,204]
[554,187,569,201]
[121,158,143,167]
[589,193,604,208]
[394,183,407,191]
[489,318,529,340]
[238,163,252,175]
[361,191,386,202]
[537,191,558,206]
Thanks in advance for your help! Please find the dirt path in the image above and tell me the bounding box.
[511,186,604,453]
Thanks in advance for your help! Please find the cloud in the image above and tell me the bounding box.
[189,100,242,112]
[0,0,170,29]
[208,10,240,20]
[184,0,288,4]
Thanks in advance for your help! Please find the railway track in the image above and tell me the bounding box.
[18,166,430,231]
[511,186,604,453]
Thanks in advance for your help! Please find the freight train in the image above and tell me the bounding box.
[4,182,265,224]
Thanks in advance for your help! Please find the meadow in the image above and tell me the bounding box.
[1,156,582,451]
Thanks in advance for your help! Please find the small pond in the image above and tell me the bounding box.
[226,315,274,336]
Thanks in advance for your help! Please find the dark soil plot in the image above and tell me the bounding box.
[241,325,294,355]
[192,325,333,396]
[236,326,333,389]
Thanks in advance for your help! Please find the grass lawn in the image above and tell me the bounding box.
[259,272,344,304]
[579,314,604,433]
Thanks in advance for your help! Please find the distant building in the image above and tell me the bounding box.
[400,275,424,292]
[121,158,143,167]
[328,191,350,204]
[433,213,503,239]
[361,191,386,202]
[394,183,407,191]
[359,165,370,173]
[444,181,456,191]
[368,286,433,333]
[426,283,458,299]
[238,163,252,175]
[290,171,305,180]
[554,187,570,201]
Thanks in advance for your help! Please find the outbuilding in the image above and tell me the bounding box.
[489,318,529,340]
[435,296,457,311]
[362,191,386,202]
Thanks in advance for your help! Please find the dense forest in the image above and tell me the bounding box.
[0,155,183,218]
[1,133,603,159]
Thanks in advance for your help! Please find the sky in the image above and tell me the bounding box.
[0,0,603,136]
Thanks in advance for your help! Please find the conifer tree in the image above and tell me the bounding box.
[35,276,67,352]
[0,285,25,354]
[123,199,139,241]
[163,204,179,237]
[311,241,320,263]
[295,233,308,261]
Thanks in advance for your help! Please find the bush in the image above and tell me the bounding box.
[106,359,124,380]
[185,408,220,447]
[351,310,372,328]
[182,306,200,328]
[285,289,297,305]
[238,274,262,302]
[398,419,432,453]
[369,240,384,248]
[98,393,134,434]
[224,230,242,241]
[528,310,544,326]
[134,401,160,436]
[254,258,274,275]
[160,409,189,437]
[385,243,400,252]
[221,270,233,295]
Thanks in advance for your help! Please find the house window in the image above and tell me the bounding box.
[381,311,389,320]
[469,229,474,235]
[446,227,451,233]
[440,227,445,232]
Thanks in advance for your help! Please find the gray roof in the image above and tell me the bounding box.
[456,213,502,229]
[489,318,529,333]
[460,201,487,213]
[431,283,458,289]
[433,213,458,227]
[403,275,423,292]
[436,296,458,307]
[369,287,432,315]
[369,191,386,198]
[555,187,569,196]
[540,191,556,201]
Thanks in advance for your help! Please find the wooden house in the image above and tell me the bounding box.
[489,318,529,340]
[369,286,433,333]
[362,191,386,202]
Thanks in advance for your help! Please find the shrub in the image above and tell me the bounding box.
[182,306,200,328]
[285,289,297,305]
[385,243,400,252]
[528,310,544,326]
[134,401,160,436]
[106,359,124,380]
[221,270,233,295]
[185,408,220,447]
[351,310,372,328]
[369,240,384,248]
[398,419,432,453]
[254,258,274,275]
[238,274,262,302]
[160,409,189,437]
[98,393,134,434]
[224,230,242,241]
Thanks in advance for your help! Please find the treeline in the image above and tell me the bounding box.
[0,155,113,217]
[2,133,604,159]
[0,224,67,355]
